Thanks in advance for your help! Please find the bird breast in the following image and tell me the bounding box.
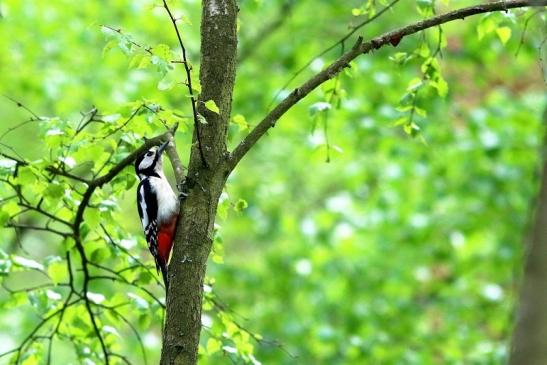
[149,177,179,224]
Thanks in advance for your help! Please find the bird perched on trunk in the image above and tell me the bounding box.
[135,141,179,289]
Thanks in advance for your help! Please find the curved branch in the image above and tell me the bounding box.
[227,0,547,171]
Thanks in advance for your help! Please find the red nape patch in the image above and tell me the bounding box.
[157,217,177,263]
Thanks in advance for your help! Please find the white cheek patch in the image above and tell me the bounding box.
[139,155,154,170]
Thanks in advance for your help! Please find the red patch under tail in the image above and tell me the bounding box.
[157,215,178,288]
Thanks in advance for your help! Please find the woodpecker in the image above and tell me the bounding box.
[135,141,179,289]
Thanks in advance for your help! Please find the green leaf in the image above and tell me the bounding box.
[232,114,249,131]
[406,78,423,92]
[138,55,152,69]
[129,53,145,68]
[137,271,154,285]
[389,52,409,65]
[152,44,171,60]
[433,77,448,98]
[2,200,21,216]
[102,39,118,57]
[44,183,64,199]
[477,16,496,40]
[234,199,248,212]
[84,208,101,230]
[17,166,35,185]
[204,100,220,114]
[90,247,110,262]
[207,338,222,355]
[496,27,512,45]
[47,260,67,284]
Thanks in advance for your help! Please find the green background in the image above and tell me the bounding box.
[0,0,545,364]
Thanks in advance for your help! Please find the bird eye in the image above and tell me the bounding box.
[146,151,154,157]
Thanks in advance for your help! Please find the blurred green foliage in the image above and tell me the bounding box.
[0,0,545,364]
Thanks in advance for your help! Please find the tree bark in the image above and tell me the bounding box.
[160,1,238,364]
[509,106,547,365]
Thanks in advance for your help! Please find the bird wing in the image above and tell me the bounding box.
[136,178,161,272]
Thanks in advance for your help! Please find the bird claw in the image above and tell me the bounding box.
[178,191,188,201]
[181,255,192,264]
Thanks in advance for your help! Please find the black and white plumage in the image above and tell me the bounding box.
[135,142,179,289]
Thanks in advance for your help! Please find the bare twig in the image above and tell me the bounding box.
[101,25,153,55]
[75,107,100,135]
[162,0,208,167]
[2,95,41,119]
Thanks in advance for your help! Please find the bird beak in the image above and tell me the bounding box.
[157,141,169,155]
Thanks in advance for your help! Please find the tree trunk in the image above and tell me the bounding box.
[509,106,547,365]
[160,1,238,364]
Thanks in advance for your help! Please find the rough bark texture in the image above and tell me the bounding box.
[160,1,237,364]
[509,107,547,365]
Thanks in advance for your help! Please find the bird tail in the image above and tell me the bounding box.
[159,261,169,291]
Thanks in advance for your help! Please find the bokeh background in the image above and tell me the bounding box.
[0,0,545,364]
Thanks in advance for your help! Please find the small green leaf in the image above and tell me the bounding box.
[102,40,118,57]
[17,166,35,185]
[84,208,101,230]
[389,52,409,65]
[137,271,154,285]
[3,200,21,216]
[129,53,144,68]
[152,44,171,60]
[232,114,249,131]
[406,78,423,92]
[477,16,496,40]
[234,199,248,212]
[204,100,220,114]
[207,338,222,355]
[90,247,110,262]
[433,77,448,98]
[138,55,152,69]
[47,261,67,284]
[496,26,511,45]
[44,183,64,199]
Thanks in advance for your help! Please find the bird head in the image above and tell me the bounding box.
[134,141,169,180]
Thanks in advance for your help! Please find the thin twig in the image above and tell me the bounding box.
[162,0,208,167]
[2,95,41,119]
